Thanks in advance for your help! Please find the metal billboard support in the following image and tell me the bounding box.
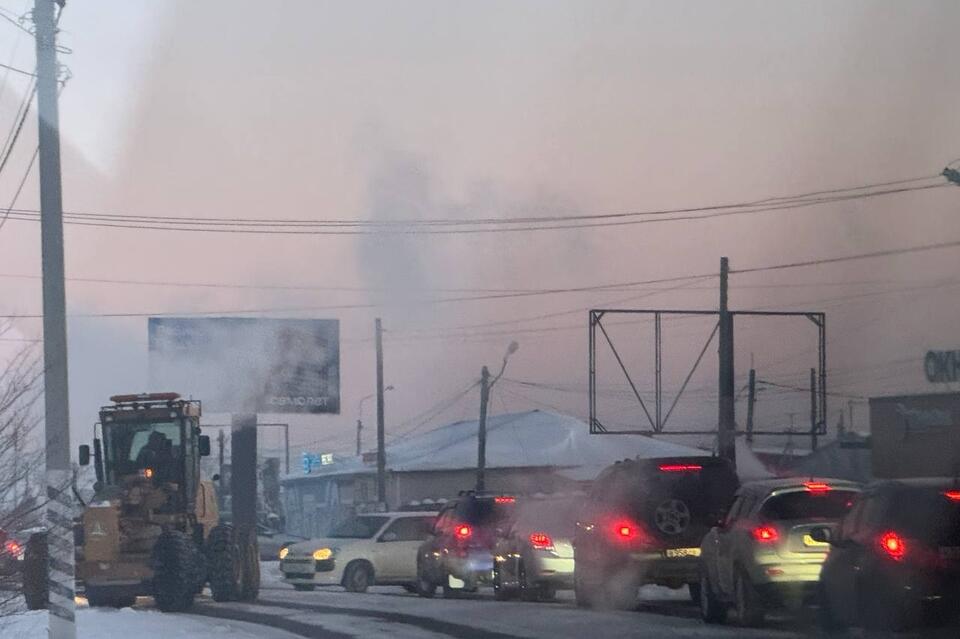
[588,306,827,456]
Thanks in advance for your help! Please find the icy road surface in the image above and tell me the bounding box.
[0,606,302,639]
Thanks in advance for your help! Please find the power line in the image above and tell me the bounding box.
[3,238,959,321]
[0,60,33,77]
[0,177,949,236]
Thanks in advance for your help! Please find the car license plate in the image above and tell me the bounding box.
[803,534,828,547]
[940,546,960,560]
[664,547,701,558]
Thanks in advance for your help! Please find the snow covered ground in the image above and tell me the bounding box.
[0,606,301,639]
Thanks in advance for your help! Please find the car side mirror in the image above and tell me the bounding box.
[380,532,398,542]
[810,526,832,544]
[198,435,211,457]
[78,445,90,466]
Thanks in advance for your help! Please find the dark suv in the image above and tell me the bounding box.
[416,493,517,597]
[574,456,739,609]
[817,478,960,632]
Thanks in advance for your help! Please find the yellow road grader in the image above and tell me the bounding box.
[23,392,259,611]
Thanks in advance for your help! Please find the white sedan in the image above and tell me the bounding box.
[280,511,437,593]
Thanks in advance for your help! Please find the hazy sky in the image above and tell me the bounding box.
[1,0,959,460]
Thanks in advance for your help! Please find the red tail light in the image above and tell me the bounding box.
[658,463,702,472]
[804,482,831,493]
[454,524,472,540]
[529,532,553,550]
[494,496,515,504]
[614,520,638,540]
[752,526,780,543]
[878,531,906,561]
[943,490,960,502]
[4,540,20,556]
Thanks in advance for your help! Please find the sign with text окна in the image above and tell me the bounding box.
[149,318,340,414]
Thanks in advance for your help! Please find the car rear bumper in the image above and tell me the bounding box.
[444,552,495,585]
[627,552,700,586]
[529,556,575,587]
[755,581,821,609]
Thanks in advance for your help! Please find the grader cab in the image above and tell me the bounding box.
[23,392,259,611]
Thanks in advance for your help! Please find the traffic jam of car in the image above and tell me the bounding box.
[276,455,960,633]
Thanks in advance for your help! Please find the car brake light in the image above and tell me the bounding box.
[4,540,20,555]
[879,531,906,561]
[658,464,702,472]
[752,526,779,543]
[804,482,831,493]
[614,521,637,540]
[529,532,553,549]
[454,524,472,540]
[943,490,960,502]
[494,496,515,504]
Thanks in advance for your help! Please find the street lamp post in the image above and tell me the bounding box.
[357,386,393,456]
[477,341,519,492]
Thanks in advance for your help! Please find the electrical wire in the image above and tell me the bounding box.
[0,176,948,235]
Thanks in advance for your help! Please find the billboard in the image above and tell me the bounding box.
[149,318,340,414]
[870,392,960,479]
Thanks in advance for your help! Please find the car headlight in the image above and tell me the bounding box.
[313,548,333,561]
[279,547,289,560]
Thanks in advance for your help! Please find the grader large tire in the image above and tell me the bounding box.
[207,524,244,602]
[237,525,260,602]
[151,530,203,612]
[21,532,49,611]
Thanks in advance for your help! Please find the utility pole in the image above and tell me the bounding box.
[375,318,386,505]
[717,257,737,465]
[477,366,491,492]
[809,367,818,451]
[217,428,225,492]
[34,1,75,636]
[745,368,756,445]
[848,400,855,433]
[476,341,519,493]
[356,419,362,456]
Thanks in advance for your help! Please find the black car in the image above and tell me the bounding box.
[416,493,517,597]
[574,456,739,610]
[0,527,24,577]
[817,478,960,632]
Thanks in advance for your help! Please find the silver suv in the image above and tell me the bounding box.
[699,477,860,626]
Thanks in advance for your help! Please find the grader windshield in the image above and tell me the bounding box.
[102,420,185,484]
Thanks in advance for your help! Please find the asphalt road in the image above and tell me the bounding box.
[202,563,807,638]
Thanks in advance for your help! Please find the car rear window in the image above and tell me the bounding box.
[515,498,582,536]
[890,491,960,544]
[454,498,514,526]
[759,490,858,521]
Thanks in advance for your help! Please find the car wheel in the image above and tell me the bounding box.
[518,562,537,602]
[417,574,437,599]
[293,584,315,592]
[493,562,514,601]
[816,583,846,633]
[574,566,596,609]
[859,579,912,632]
[734,568,764,627]
[343,561,372,593]
[442,584,461,599]
[698,570,726,624]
